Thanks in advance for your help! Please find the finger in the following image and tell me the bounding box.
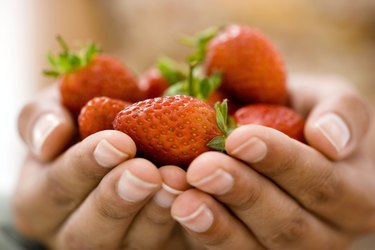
[225,125,375,233]
[12,130,136,240]
[172,189,265,250]
[122,165,190,249]
[17,86,75,161]
[54,158,162,250]
[288,74,371,160]
[187,152,350,250]
[304,93,371,160]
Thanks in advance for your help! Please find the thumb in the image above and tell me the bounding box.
[18,87,75,162]
[304,92,371,160]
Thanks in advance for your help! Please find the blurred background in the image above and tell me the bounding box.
[1,0,374,248]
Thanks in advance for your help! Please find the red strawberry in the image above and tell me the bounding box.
[234,104,305,142]
[113,95,222,168]
[205,25,288,105]
[138,68,169,99]
[44,37,141,116]
[207,90,239,115]
[78,97,131,139]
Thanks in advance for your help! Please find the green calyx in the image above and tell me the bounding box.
[157,57,186,85]
[43,36,100,77]
[207,100,237,152]
[162,26,222,100]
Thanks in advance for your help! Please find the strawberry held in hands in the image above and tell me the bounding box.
[138,68,169,99]
[78,97,131,139]
[137,57,186,99]
[113,95,224,168]
[205,25,288,105]
[44,36,141,116]
[234,104,305,142]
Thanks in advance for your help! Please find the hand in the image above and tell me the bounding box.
[171,74,375,249]
[13,86,190,249]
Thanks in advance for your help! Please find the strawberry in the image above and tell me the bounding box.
[44,37,141,116]
[138,68,169,99]
[113,95,223,168]
[205,25,288,105]
[233,104,305,142]
[78,97,131,139]
[207,90,240,115]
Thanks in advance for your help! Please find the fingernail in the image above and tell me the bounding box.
[153,183,183,208]
[315,113,350,153]
[173,204,214,233]
[230,137,267,163]
[191,169,234,195]
[31,113,63,156]
[117,170,159,202]
[94,139,129,168]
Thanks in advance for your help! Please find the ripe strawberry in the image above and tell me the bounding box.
[113,95,223,168]
[205,25,288,105]
[207,90,239,115]
[234,104,305,142]
[44,37,141,116]
[138,67,169,99]
[78,97,131,139]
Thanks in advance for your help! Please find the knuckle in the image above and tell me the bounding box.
[144,207,174,225]
[303,167,341,209]
[45,169,80,209]
[93,187,138,221]
[264,209,308,248]
[272,149,299,177]
[69,144,105,181]
[61,230,101,250]
[204,226,233,247]
[231,180,263,211]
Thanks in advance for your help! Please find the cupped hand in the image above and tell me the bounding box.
[171,74,375,249]
[14,86,190,249]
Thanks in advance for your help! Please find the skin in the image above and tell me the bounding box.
[14,75,375,249]
[15,86,190,250]
[171,74,375,249]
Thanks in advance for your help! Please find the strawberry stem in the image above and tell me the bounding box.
[187,62,196,97]
[163,26,223,100]
[43,36,101,78]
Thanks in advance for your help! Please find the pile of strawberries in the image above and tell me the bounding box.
[45,25,305,169]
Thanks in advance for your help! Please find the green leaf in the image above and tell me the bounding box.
[162,26,223,99]
[47,52,57,67]
[157,57,186,85]
[81,43,100,65]
[179,35,196,48]
[43,70,60,77]
[163,81,189,96]
[43,36,100,78]
[214,102,226,135]
[220,99,228,125]
[56,35,69,54]
[214,99,230,137]
[227,116,237,135]
[208,72,221,89]
[207,135,226,151]
[199,78,210,99]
